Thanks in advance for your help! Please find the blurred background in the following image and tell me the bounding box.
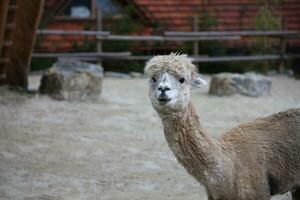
[34,0,300,74]
[0,1,299,200]
[1,0,300,88]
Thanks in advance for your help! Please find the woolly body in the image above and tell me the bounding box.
[145,53,300,200]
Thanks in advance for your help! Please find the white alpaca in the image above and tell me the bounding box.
[145,53,300,200]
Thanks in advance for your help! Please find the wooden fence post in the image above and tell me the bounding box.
[5,0,44,88]
[279,36,286,73]
[0,0,10,82]
[279,19,287,73]
[96,8,103,65]
[193,16,199,67]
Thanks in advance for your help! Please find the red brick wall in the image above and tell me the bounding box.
[36,20,96,52]
[36,0,300,52]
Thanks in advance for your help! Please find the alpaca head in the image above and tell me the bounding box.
[144,53,206,113]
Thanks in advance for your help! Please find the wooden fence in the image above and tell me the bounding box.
[34,29,299,71]
[33,7,300,71]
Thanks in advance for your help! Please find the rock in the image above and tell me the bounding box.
[209,73,271,97]
[104,71,131,79]
[39,59,103,101]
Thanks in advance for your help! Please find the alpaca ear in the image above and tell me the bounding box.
[191,75,207,87]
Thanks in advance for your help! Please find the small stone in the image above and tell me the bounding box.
[209,73,271,97]
[39,59,103,102]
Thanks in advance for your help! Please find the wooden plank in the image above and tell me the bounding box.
[96,35,241,41]
[37,29,110,36]
[0,0,9,56]
[30,53,296,64]
[192,55,290,63]
[193,16,199,61]
[61,55,292,63]
[32,52,132,58]
[5,23,16,30]
[96,8,102,65]
[0,58,10,64]
[5,0,45,88]
[2,41,13,47]
[278,33,286,73]
[8,5,18,11]
[165,31,300,37]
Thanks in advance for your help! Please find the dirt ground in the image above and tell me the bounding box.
[1,74,300,200]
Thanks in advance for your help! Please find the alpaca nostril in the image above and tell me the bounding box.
[158,87,170,93]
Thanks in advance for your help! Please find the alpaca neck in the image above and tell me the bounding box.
[158,102,224,182]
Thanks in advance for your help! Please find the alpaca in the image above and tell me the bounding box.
[144,53,300,200]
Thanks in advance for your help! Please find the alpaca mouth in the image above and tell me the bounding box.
[158,97,171,103]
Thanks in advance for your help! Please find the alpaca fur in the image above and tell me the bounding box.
[145,53,300,200]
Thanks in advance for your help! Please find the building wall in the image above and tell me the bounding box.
[36,0,300,53]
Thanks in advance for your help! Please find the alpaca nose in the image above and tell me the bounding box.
[158,85,170,93]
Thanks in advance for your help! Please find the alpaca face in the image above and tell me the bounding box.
[149,72,191,112]
[145,53,206,113]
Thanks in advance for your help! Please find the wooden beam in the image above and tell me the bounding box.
[96,8,103,65]
[37,29,110,36]
[165,31,300,37]
[5,23,16,30]
[0,0,9,55]
[193,16,199,68]
[50,55,291,63]
[8,5,19,11]
[32,52,132,58]
[2,41,13,47]
[192,55,290,63]
[5,0,45,88]
[96,35,241,41]
[0,58,10,64]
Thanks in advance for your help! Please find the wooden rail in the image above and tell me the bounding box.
[36,30,241,41]
[165,31,300,37]
[37,29,110,36]
[32,52,131,58]
[96,35,241,41]
[32,54,292,63]
[34,28,300,70]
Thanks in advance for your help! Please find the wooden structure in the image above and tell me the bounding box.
[37,0,300,52]
[0,0,45,88]
[34,30,299,69]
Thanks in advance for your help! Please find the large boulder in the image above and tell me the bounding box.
[39,59,103,101]
[209,73,271,97]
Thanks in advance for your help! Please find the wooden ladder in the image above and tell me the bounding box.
[0,0,18,83]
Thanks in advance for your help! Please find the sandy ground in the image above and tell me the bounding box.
[0,74,300,200]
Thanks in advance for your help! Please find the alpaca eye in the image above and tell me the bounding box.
[152,77,156,82]
[179,78,185,84]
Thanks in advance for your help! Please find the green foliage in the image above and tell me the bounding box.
[191,0,285,74]
[193,5,237,73]
[198,12,218,31]
[251,1,282,73]
[72,40,96,52]
[253,4,281,54]
[102,4,146,72]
